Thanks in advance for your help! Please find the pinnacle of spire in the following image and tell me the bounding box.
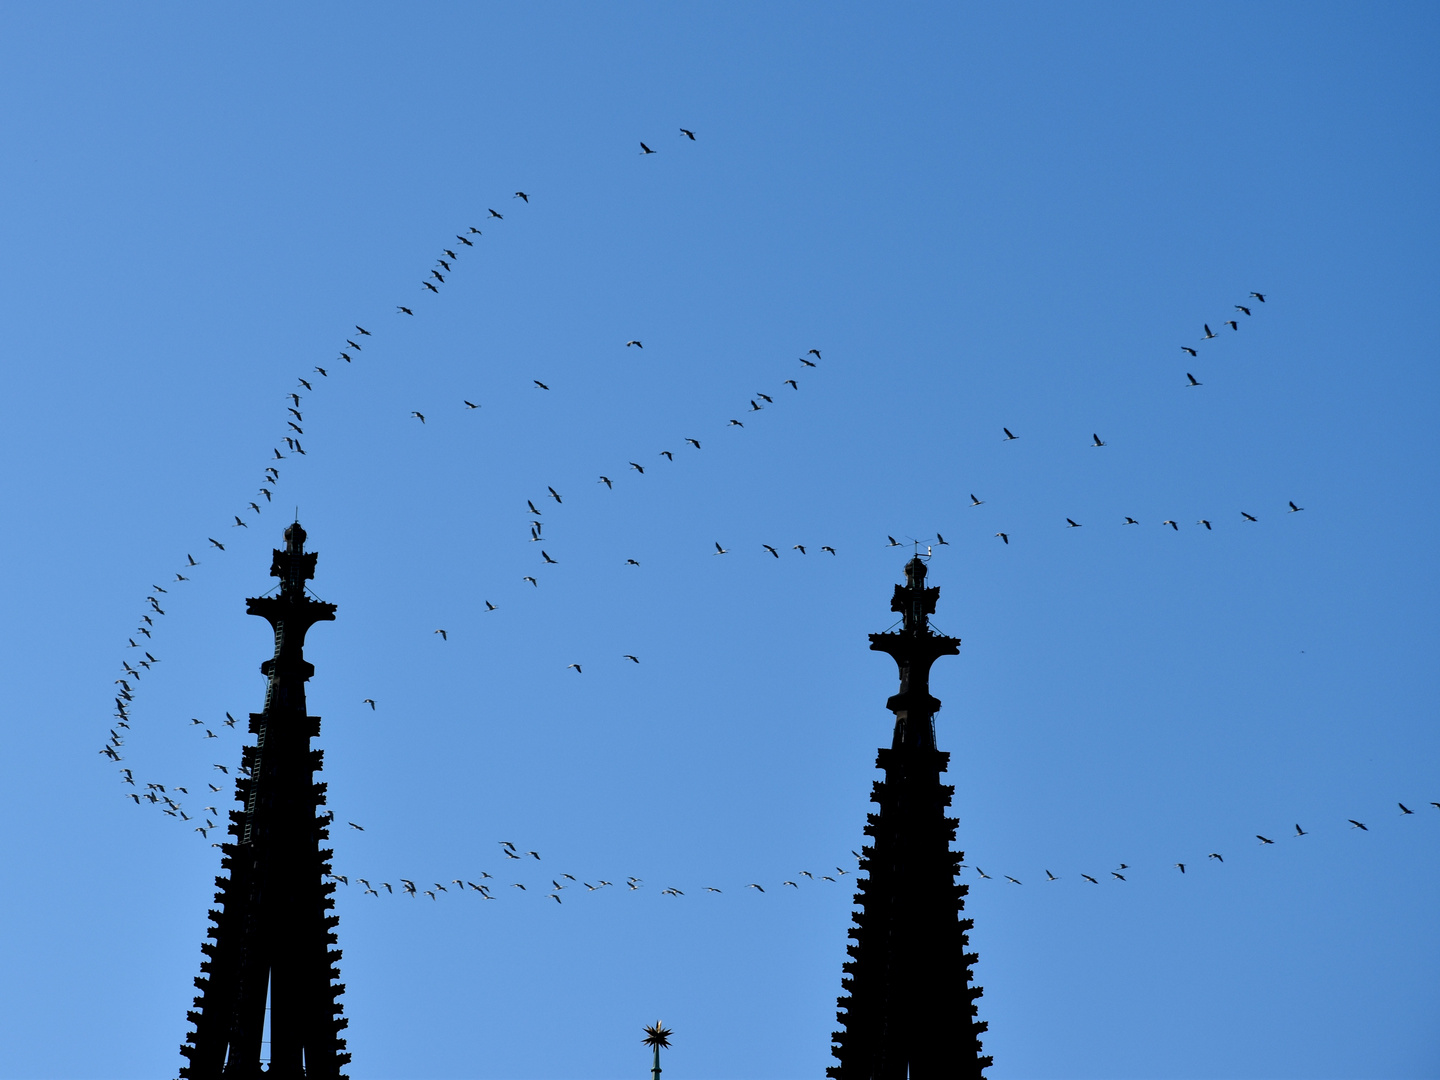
[870,557,959,750]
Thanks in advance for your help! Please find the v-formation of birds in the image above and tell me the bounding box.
[105,131,1321,896]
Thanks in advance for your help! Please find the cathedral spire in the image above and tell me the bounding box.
[180,522,350,1079]
[830,556,991,1079]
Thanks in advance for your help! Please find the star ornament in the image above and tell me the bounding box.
[642,1021,673,1049]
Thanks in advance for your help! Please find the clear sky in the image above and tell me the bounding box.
[0,4,1436,1078]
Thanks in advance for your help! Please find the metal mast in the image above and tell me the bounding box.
[829,556,991,1079]
[180,522,350,1079]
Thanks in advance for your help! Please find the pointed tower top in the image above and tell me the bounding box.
[870,557,959,750]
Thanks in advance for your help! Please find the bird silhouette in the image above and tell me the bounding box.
[680,128,695,140]
[1288,501,1304,513]
[397,306,414,316]
[995,533,1009,544]
[969,494,984,506]
[623,655,639,663]
[1250,292,1266,302]
[1003,427,1018,440]
[1186,372,1202,387]
[1181,346,1198,357]
[629,462,645,474]
[713,542,729,555]
[523,576,538,587]
[1197,520,1212,529]
[363,699,375,710]
[599,476,613,488]
[1294,824,1307,836]
[412,412,426,423]
[464,400,479,409]
[640,142,655,154]
[1203,324,1217,339]
[1081,874,1098,884]
[209,538,225,550]
[762,545,779,558]
[1209,853,1223,862]
[1235,305,1251,316]
[514,192,529,201]
[541,551,558,564]
[1349,819,1368,830]
[1400,802,1414,814]
[625,340,643,348]
[548,486,563,503]
[1092,433,1106,447]
[1066,518,1082,528]
[685,438,701,449]
[423,281,439,293]
[784,379,798,390]
[1162,520,1178,530]
[484,601,496,611]
[435,629,448,640]
[1242,511,1258,521]
[566,663,582,674]
[1257,835,1275,844]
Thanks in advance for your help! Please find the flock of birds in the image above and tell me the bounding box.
[323,798,1437,908]
[100,129,1358,915]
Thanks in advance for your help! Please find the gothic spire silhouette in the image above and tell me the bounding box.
[829,555,991,1079]
[180,522,350,1079]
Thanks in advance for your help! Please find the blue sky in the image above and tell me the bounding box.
[0,4,1436,1077]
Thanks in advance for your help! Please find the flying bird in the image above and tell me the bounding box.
[1226,320,1238,331]
[784,380,798,390]
[1091,433,1106,447]
[1197,520,1212,529]
[799,357,816,368]
[1235,305,1251,316]
[458,235,474,245]
[435,629,448,640]
[464,400,479,409]
[1209,853,1223,862]
[349,822,364,831]
[1112,872,1126,881]
[746,884,764,892]
[808,349,821,360]
[363,699,375,710]
[1186,373,1202,387]
[762,544,779,558]
[1288,501,1304,513]
[412,412,426,423]
[599,476,613,488]
[680,128,695,140]
[1066,518,1082,528]
[623,655,639,663]
[487,209,503,220]
[1349,819,1368,830]
[756,393,773,403]
[625,340,643,348]
[397,306,414,315]
[1181,346,1198,357]
[233,516,248,528]
[793,545,807,554]
[625,559,639,566]
[1003,427,1018,440]
[1162,520,1178,530]
[1250,292,1266,302]
[541,551,557,564]
[355,326,370,336]
[1174,863,1186,873]
[1257,835,1275,844]
[713,542,729,555]
[515,192,529,201]
[629,462,645,474]
[821,546,837,554]
[685,438,701,449]
[887,536,902,547]
[1081,874,1098,884]
[1005,876,1022,885]
[484,601,496,611]
[1400,802,1414,814]
[566,663,582,674]
[1241,512,1257,521]
[528,500,543,515]
[1124,517,1139,525]
[640,142,655,154]
[423,281,439,293]
[548,486,563,503]
[728,419,744,427]
[209,538,225,550]
[1294,824,1307,836]
[995,533,1009,544]
[1203,324,1217,339]
[1045,870,1059,881]
[523,576,538,587]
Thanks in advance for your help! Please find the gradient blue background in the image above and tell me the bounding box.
[0,4,1436,1077]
